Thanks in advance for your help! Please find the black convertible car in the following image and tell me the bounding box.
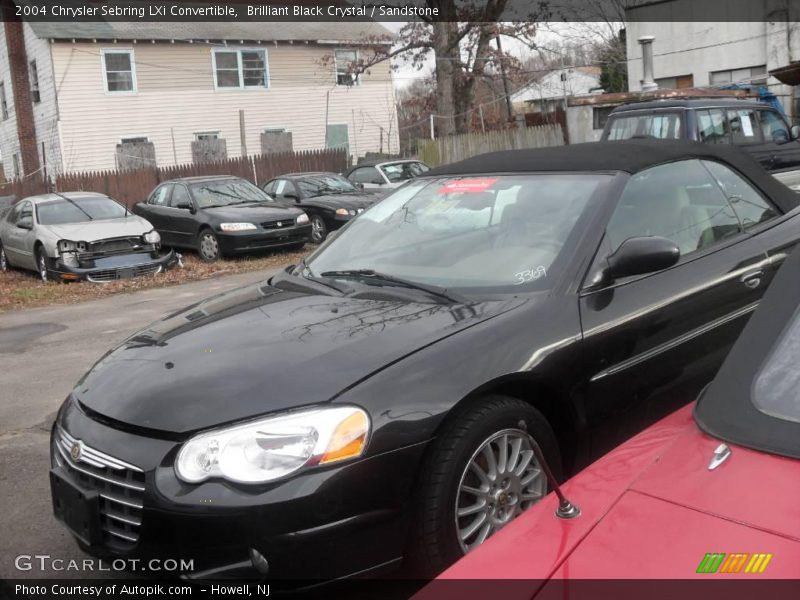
[133,176,311,261]
[50,141,800,582]
[262,172,381,242]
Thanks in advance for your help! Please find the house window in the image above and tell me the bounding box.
[12,154,20,178]
[212,49,268,89]
[709,65,767,86]
[0,82,8,120]
[654,74,694,89]
[335,49,359,86]
[593,106,614,130]
[194,131,220,141]
[102,49,137,93]
[29,60,40,103]
[120,136,149,144]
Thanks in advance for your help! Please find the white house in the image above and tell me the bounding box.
[0,19,399,179]
[512,67,602,113]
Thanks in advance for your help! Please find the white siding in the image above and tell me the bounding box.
[51,41,399,173]
[24,22,61,177]
[0,25,20,178]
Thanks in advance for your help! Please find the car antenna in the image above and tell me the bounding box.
[528,435,581,519]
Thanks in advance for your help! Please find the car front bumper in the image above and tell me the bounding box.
[217,225,312,255]
[50,397,424,582]
[51,250,178,283]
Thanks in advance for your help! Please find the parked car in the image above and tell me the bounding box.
[262,172,382,243]
[344,158,430,190]
[133,176,311,262]
[49,140,800,582]
[0,192,176,282]
[601,98,800,172]
[428,245,800,586]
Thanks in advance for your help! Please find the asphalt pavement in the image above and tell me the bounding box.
[0,268,278,580]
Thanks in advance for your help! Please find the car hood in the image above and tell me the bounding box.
[43,216,152,241]
[432,404,800,587]
[73,280,522,435]
[201,204,302,222]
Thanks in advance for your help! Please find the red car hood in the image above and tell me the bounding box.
[431,404,800,592]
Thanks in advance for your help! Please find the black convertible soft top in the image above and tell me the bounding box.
[425,139,800,214]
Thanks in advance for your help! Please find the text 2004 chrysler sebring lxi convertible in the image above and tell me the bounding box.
[50,140,800,581]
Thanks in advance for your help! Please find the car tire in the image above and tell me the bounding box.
[407,395,561,576]
[310,214,328,244]
[197,229,221,262]
[0,242,8,273]
[35,246,50,283]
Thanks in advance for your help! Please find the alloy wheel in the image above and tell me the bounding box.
[38,252,48,282]
[311,216,326,243]
[454,428,547,553]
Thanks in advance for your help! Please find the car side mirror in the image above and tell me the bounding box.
[773,129,791,144]
[605,236,680,281]
[175,201,195,213]
[792,125,800,141]
[356,182,364,190]
[282,193,299,202]
[17,218,33,230]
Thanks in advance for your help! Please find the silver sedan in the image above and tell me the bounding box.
[0,192,177,282]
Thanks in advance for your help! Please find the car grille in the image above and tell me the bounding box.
[53,426,145,550]
[86,263,162,283]
[86,237,142,254]
[261,218,294,230]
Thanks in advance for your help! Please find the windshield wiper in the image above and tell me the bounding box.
[297,259,350,294]
[54,193,94,220]
[319,269,466,304]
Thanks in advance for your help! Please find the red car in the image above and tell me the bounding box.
[420,246,800,593]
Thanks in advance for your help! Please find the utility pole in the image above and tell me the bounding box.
[496,36,513,122]
[430,113,435,139]
[239,110,248,157]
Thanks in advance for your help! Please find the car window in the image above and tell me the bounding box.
[307,174,609,293]
[350,167,384,185]
[37,196,128,225]
[7,203,24,223]
[170,185,192,208]
[296,174,358,197]
[727,108,762,144]
[150,185,172,206]
[696,108,730,144]
[17,201,33,227]
[380,161,429,183]
[605,112,682,140]
[189,179,274,208]
[702,160,778,229]
[262,180,276,195]
[272,179,292,196]
[606,160,742,257]
[758,109,790,143]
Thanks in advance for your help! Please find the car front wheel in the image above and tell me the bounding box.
[0,242,8,272]
[197,229,221,262]
[36,247,49,282]
[310,214,328,243]
[407,395,561,575]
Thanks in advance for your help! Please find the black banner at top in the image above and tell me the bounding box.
[0,0,782,23]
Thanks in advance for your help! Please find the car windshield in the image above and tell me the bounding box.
[606,112,683,140]
[297,175,358,197]
[37,196,128,225]
[303,174,609,294]
[190,179,273,209]
[695,246,800,459]
[379,161,430,183]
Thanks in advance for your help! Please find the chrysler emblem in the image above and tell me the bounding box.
[70,441,82,461]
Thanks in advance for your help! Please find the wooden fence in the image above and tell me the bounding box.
[0,148,348,208]
[416,124,565,167]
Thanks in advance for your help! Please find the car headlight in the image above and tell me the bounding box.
[175,406,370,484]
[335,208,357,217]
[296,213,309,225]
[220,223,258,232]
[143,230,161,244]
[57,240,79,253]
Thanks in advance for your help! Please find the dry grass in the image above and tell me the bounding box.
[0,248,309,314]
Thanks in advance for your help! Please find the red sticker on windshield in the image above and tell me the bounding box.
[439,178,497,194]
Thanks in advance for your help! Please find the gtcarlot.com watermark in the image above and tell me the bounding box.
[15,554,194,573]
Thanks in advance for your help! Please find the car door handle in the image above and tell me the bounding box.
[740,270,764,289]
